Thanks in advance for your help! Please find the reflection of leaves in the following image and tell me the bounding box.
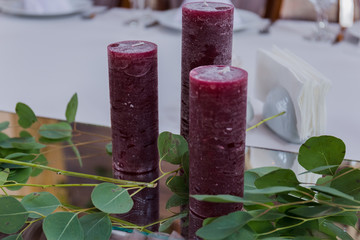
[15,103,37,129]
[298,136,345,175]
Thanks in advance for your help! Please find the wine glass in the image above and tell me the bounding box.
[306,0,337,41]
[125,0,154,27]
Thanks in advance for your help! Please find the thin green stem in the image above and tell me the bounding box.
[0,187,8,196]
[151,166,182,184]
[0,158,156,188]
[0,183,139,189]
[246,111,286,132]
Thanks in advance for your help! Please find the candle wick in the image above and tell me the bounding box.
[132,42,145,47]
[220,66,231,74]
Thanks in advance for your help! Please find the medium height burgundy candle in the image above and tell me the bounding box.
[108,41,158,173]
[181,2,234,140]
[189,65,247,223]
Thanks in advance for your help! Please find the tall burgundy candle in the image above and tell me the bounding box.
[108,40,158,173]
[181,2,234,140]
[189,65,247,229]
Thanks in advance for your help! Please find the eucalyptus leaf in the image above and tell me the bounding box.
[19,130,32,138]
[255,169,299,188]
[0,196,29,234]
[65,93,78,123]
[2,153,35,169]
[316,175,333,187]
[43,212,84,240]
[166,176,189,198]
[223,225,256,240]
[191,194,252,204]
[247,220,275,234]
[21,192,60,219]
[0,121,10,131]
[0,168,10,185]
[246,167,280,177]
[330,168,360,200]
[39,122,72,139]
[245,186,298,195]
[0,132,9,141]
[299,165,339,176]
[159,212,188,232]
[196,211,252,240]
[325,212,358,227]
[166,194,188,209]
[15,102,37,129]
[247,209,286,221]
[105,142,112,156]
[6,168,32,190]
[79,213,112,240]
[0,137,45,150]
[244,171,259,190]
[158,131,188,164]
[319,219,353,240]
[30,154,48,177]
[288,205,342,218]
[311,185,356,201]
[91,183,133,214]
[1,234,24,240]
[298,136,345,175]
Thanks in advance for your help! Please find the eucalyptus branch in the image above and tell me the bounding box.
[246,111,285,132]
[0,158,156,188]
[0,183,141,189]
[256,219,306,236]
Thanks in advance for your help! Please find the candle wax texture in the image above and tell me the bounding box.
[189,65,248,219]
[108,41,158,173]
[181,2,234,140]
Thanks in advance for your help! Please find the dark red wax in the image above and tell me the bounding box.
[189,66,247,219]
[181,2,234,140]
[108,41,158,173]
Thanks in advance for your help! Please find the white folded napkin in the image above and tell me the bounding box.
[254,46,332,143]
[22,0,73,14]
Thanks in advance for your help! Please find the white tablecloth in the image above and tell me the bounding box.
[1,8,360,160]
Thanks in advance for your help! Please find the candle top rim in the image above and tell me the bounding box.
[182,2,233,12]
[108,41,157,55]
[190,65,247,83]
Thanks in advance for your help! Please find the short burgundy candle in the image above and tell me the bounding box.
[108,40,158,173]
[181,2,234,140]
[189,65,248,220]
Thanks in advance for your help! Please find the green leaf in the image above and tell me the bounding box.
[0,121,10,131]
[298,136,345,175]
[15,103,37,129]
[316,175,333,187]
[91,183,133,214]
[105,142,112,156]
[159,212,188,232]
[166,176,189,198]
[191,194,252,204]
[247,209,286,221]
[19,130,32,138]
[223,225,256,240]
[288,205,342,218]
[2,235,24,240]
[0,137,45,150]
[255,169,300,189]
[246,167,280,177]
[79,213,112,240]
[244,171,259,190]
[247,220,275,234]
[21,192,60,219]
[0,132,9,141]
[65,93,78,123]
[319,219,353,240]
[158,132,188,164]
[245,186,298,195]
[196,211,252,239]
[0,196,29,234]
[30,154,48,177]
[330,168,360,200]
[6,168,32,190]
[326,211,358,227]
[39,122,72,139]
[166,194,188,209]
[299,165,339,176]
[311,185,356,201]
[0,168,10,185]
[43,212,84,240]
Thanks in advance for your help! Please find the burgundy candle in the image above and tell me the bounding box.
[108,40,158,173]
[181,2,234,140]
[189,65,247,223]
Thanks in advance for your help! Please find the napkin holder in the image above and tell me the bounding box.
[255,47,331,144]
